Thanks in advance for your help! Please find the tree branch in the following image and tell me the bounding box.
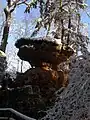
[7,0,11,7]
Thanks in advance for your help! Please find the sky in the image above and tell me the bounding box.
[0,0,35,72]
[0,0,40,19]
[80,0,90,37]
[0,0,90,72]
[1,1,90,23]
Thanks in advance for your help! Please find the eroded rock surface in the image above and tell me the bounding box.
[15,37,74,68]
[0,37,74,119]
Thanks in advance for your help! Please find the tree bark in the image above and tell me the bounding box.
[0,8,11,52]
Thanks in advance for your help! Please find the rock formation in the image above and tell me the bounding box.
[15,37,74,88]
[0,37,74,119]
[15,37,74,69]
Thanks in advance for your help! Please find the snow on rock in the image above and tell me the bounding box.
[41,50,90,120]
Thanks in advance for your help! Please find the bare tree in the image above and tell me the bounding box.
[0,0,39,52]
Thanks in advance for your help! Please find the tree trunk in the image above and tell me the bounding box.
[0,8,11,52]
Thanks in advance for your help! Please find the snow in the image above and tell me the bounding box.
[41,48,90,120]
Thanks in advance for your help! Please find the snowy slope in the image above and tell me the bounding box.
[41,50,90,120]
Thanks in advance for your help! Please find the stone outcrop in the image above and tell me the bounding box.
[15,37,74,69]
[0,37,74,119]
[14,37,74,89]
[11,67,68,89]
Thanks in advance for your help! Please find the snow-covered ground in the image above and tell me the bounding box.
[41,49,90,120]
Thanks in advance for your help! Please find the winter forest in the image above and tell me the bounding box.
[0,0,90,120]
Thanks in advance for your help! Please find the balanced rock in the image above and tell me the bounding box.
[15,37,74,69]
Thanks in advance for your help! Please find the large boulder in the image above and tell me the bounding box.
[4,37,74,119]
[11,67,68,91]
[15,37,74,68]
